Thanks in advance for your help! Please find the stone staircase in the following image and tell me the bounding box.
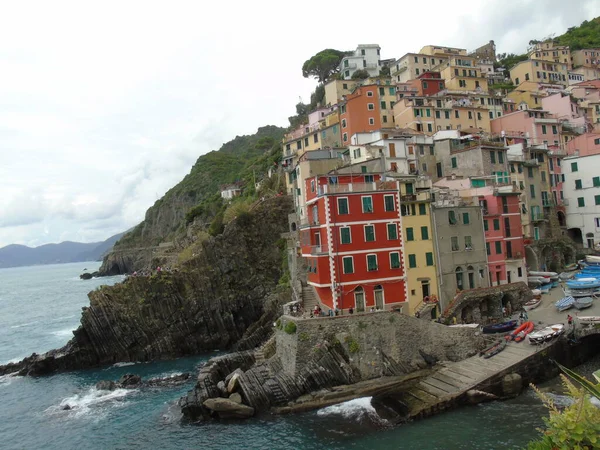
[302,285,320,312]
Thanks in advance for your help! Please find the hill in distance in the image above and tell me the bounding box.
[0,231,125,269]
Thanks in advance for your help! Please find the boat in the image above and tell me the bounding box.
[540,284,553,294]
[482,320,517,334]
[528,324,565,345]
[586,255,600,264]
[528,276,550,286]
[555,295,575,311]
[528,271,558,278]
[524,297,542,311]
[559,272,576,281]
[480,339,507,359]
[563,263,579,272]
[577,316,600,324]
[507,321,534,342]
[563,287,600,298]
[531,288,542,296]
[574,297,594,310]
[566,279,600,290]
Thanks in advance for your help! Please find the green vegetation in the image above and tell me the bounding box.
[351,69,370,80]
[555,17,600,51]
[344,335,360,353]
[527,375,600,449]
[357,321,367,330]
[302,49,350,83]
[495,53,528,73]
[489,82,515,92]
[284,321,297,334]
[298,332,310,342]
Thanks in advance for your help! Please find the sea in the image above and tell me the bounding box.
[1,262,598,450]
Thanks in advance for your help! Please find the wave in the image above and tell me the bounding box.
[45,386,135,419]
[10,320,39,329]
[110,362,137,368]
[51,328,75,338]
[317,397,388,425]
[0,372,20,387]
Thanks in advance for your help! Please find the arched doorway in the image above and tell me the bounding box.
[455,267,464,291]
[374,285,384,310]
[568,228,583,246]
[461,305,473,323]
[557,211,566,227]
[467,266,475,289]
[354,286,365,312]
[525,246,539,271]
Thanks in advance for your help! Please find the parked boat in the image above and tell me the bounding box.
[559,272,576,281]
[540,284,553,294]
[482,320,517,334]
[531,289,542,296]
[555,295,575,311]
[528,271,558,278]
[528,276,550,286]
[563,287,600,298]
[586,255,600,264]
[481,339,507,359]
[507,321,534,342]
[563,263,579,272]
[574,297,594,310]
[566,279,600,290]
[528,324,565,345]
[524,297,542,311]
[577,316,600,324]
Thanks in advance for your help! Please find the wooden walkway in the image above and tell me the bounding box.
[399,340,546,419]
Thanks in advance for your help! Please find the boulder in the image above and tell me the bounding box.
[502,373,523,397]
[79,272,93,280]
[224,368,243,387]
[466,389,498,405]
[229,393,242,404]
[203,398,255,419]
[95,380,116,391]
[119,374,142,387]
[227,373,241,393]
[217,381,228,397]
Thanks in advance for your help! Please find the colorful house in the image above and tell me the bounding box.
[300,173,407,313]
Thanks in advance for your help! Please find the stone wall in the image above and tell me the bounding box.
[276,311,484,380]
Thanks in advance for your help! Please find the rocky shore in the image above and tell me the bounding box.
[0,197,292,377]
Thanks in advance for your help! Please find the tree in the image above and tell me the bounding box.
[351,69,369,80]
[302,49,350,83]
[309,84,325,108]
[379,65,390,76]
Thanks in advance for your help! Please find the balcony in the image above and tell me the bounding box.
[507,252,523,260]
[299,217,320,228]
[542,199,556,207]
[400,191,431,202]
[531,212,546,222]
[523,159,540,167]
[306,244,329,255]
[319,181,398,195]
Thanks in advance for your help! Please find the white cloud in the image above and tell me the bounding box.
[1,0,599,247]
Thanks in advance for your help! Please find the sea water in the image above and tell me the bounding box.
[0,262,594,449]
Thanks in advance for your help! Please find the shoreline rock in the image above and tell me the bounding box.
[95,373,191,391]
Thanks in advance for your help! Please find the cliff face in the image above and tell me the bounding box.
[1,196,292,376]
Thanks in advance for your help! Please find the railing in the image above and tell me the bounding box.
[319,181,398,195]
[523,159,540,167]
[400,191,431,202]
[299,217,320,227]
[306,244,329,255]
[531,212,546,222]
[542,199,555,207]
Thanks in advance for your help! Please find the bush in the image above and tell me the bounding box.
[208,211,225,236]
[284,321,297,334]
[344,335,360,353]
[223,198,252,224]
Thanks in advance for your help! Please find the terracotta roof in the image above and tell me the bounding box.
[574,80,600,89]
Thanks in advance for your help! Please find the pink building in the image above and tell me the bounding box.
[566,132,600,156]
[541,92,587,128]
[491,109,562,148]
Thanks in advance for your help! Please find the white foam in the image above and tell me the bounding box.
[110,362,136,368]
[10,320,39,329]
[46,387,135,419]
[317,396,387,424]
[0,372,20,387]
[51,328,75,338]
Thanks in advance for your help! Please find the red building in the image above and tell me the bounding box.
[300,173,407,312]
[480,187,527,285]
[340,85,382,146]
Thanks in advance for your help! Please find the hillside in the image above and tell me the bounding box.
[99,125,286,274]
[0,232,124,268]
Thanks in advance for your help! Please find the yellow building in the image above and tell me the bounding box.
[419,45,467,57]
[507,81,564,109]
[324,79,357,107]
[528,42,571,69]
[571,48,600,68]
[510,60,568,86]
[390,53,448,83]
[397,177,439,316]
[439,56,488,92]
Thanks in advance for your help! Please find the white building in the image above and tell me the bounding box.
[220,185,241,200]
[563,153,600,250]
[339,44,381,80]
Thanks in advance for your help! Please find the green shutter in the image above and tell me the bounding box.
[495,241,502,254]
[593,176,600,187]
[578,197,585,207]
[571,162,578,172]
[484,220,489,231]
[361,166,367,173]
[406,227,414,241]
[365,225,375,242]
[486,243,490,255]
[387,223,398,240]
[341,227,351,244]
[385,195,395,211]
[462,212,469,224]
[362,196,373,212]
[451,157,457,168]
[425,252,434,266]
[493,219,500,230]
[408,254,416,268]
[391,252,401,269]
[338,198,348,214]
[595,195,600,205]
[419,203,426,215]
[367,255,377,271]
[575,179,582,189]
[343,257,354,274]
[421,226,429,240]
[405,183,414,194]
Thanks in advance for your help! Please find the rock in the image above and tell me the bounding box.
[146,373,190,387]
[466,389,498,405]
[227,373,241,393]
[119,374,142,387]
[229,393,242,404]
[202,398,255,419]
[296,394,314,404]
[224,368,243,387]
[95,380,116,391]
[62,404,72,410]
[502,373,523,397]
[79,272,93,280]
[217,381,228,397]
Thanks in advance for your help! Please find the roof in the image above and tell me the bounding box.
[573,80,600,89]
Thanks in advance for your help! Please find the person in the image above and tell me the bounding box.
[335,307,340,316]
[567,314,573,328]
[452,316,457,325]
[502,306,507,317]
[314,305,319,316]
[518,311,524,325]
[349,307,354,315]
[415,311,420,318]
[370,307,375,313]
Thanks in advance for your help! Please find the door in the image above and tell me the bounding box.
[507,270,512,283]
[389,143,396,158]
[496,271,501,286]
[374,285,384,310]
[354,288,365,312]
[314,232,320,252]
[312,206,318,225]
[421,281,430,299]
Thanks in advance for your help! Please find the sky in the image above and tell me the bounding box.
[1,0,599,248]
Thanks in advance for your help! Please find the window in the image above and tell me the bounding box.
[552,125,557,135]
[596,195,600,206]
[342,256,354,274]
[426,252,434,266]
[578,197,585,207]
[338,197,349,214]
[527,167,533,178]
[427,123,433,132]
[380,101,386,109]
[367,91,374,97]
[454,110,459,118]
[421,226,429,240]
[391,252,401,269]
[575,179,582,189]
[541,125,547,134]
[362,196,373,213]
[382,115,387,123]
[406,227,414,241]
[387,223,398,240]
[451,157,457,168]
[367,254,378,271]
[445,110,450,119]
[384,195,395,211]
[465,236,472,250]
[313,133,318,143]
[530,185,536,198]
[368,118,375,125]
[495,241,502,254]
[379,87,385,96]
[571,162,578,172]
[419,203,426,215]
[456,267,463,290]
[436,162,443,178]
[541,171,546,182]
[449,210,457,225]
[490,151,496,164]
[486,242,491,255]
[462,212,470,224]
[435,110,441,119]
[340,227,351,244]
[310,180,315,193]
[484,219,488,231]
[367,103,375,110]
[593,176,600,187]
[468,111,473,119]
[343,132,348,142]
[493,219,500,230]
[451,236,459,251]
[365,225,375,242]
[408,254,417,268]
[498,152,504,164]
[489,111,493,119]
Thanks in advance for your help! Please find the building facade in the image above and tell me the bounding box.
[339,44,382,80]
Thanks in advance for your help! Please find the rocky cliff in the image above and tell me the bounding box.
[0,196,292,376]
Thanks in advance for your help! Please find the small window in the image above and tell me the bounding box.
[340,227,351,244]
[490,151,496,164]
[448,210,457,225]
[462,212,470,224]
[498,151,504,164]
[365,225,375,242]
[421,226,429,240]
[451,157,457,168]
[367,103,375,110]
[364,174,374,183]
[451,236,459,251]
[342,256,354,274]
[486,242,491,255]
[367,91,374,97]
[408,254,417,268]
[595,195,600,206]
[465,236,472,249]
[419,203,426,215]
[384,195,395,211]
[484,220,488,231]
[575,179,582,190]
[390,252,401,269]
[425,252,434,266]
[338,197,349,215]
[362,196,373,213]
[594,176,600,187]
[493,219,500,230]
[387,223,398,240]
[367,254,378,271]
[571,162,578,172]
[578,197,585,207]
[495,241,502,254]
[406,227,414,241]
